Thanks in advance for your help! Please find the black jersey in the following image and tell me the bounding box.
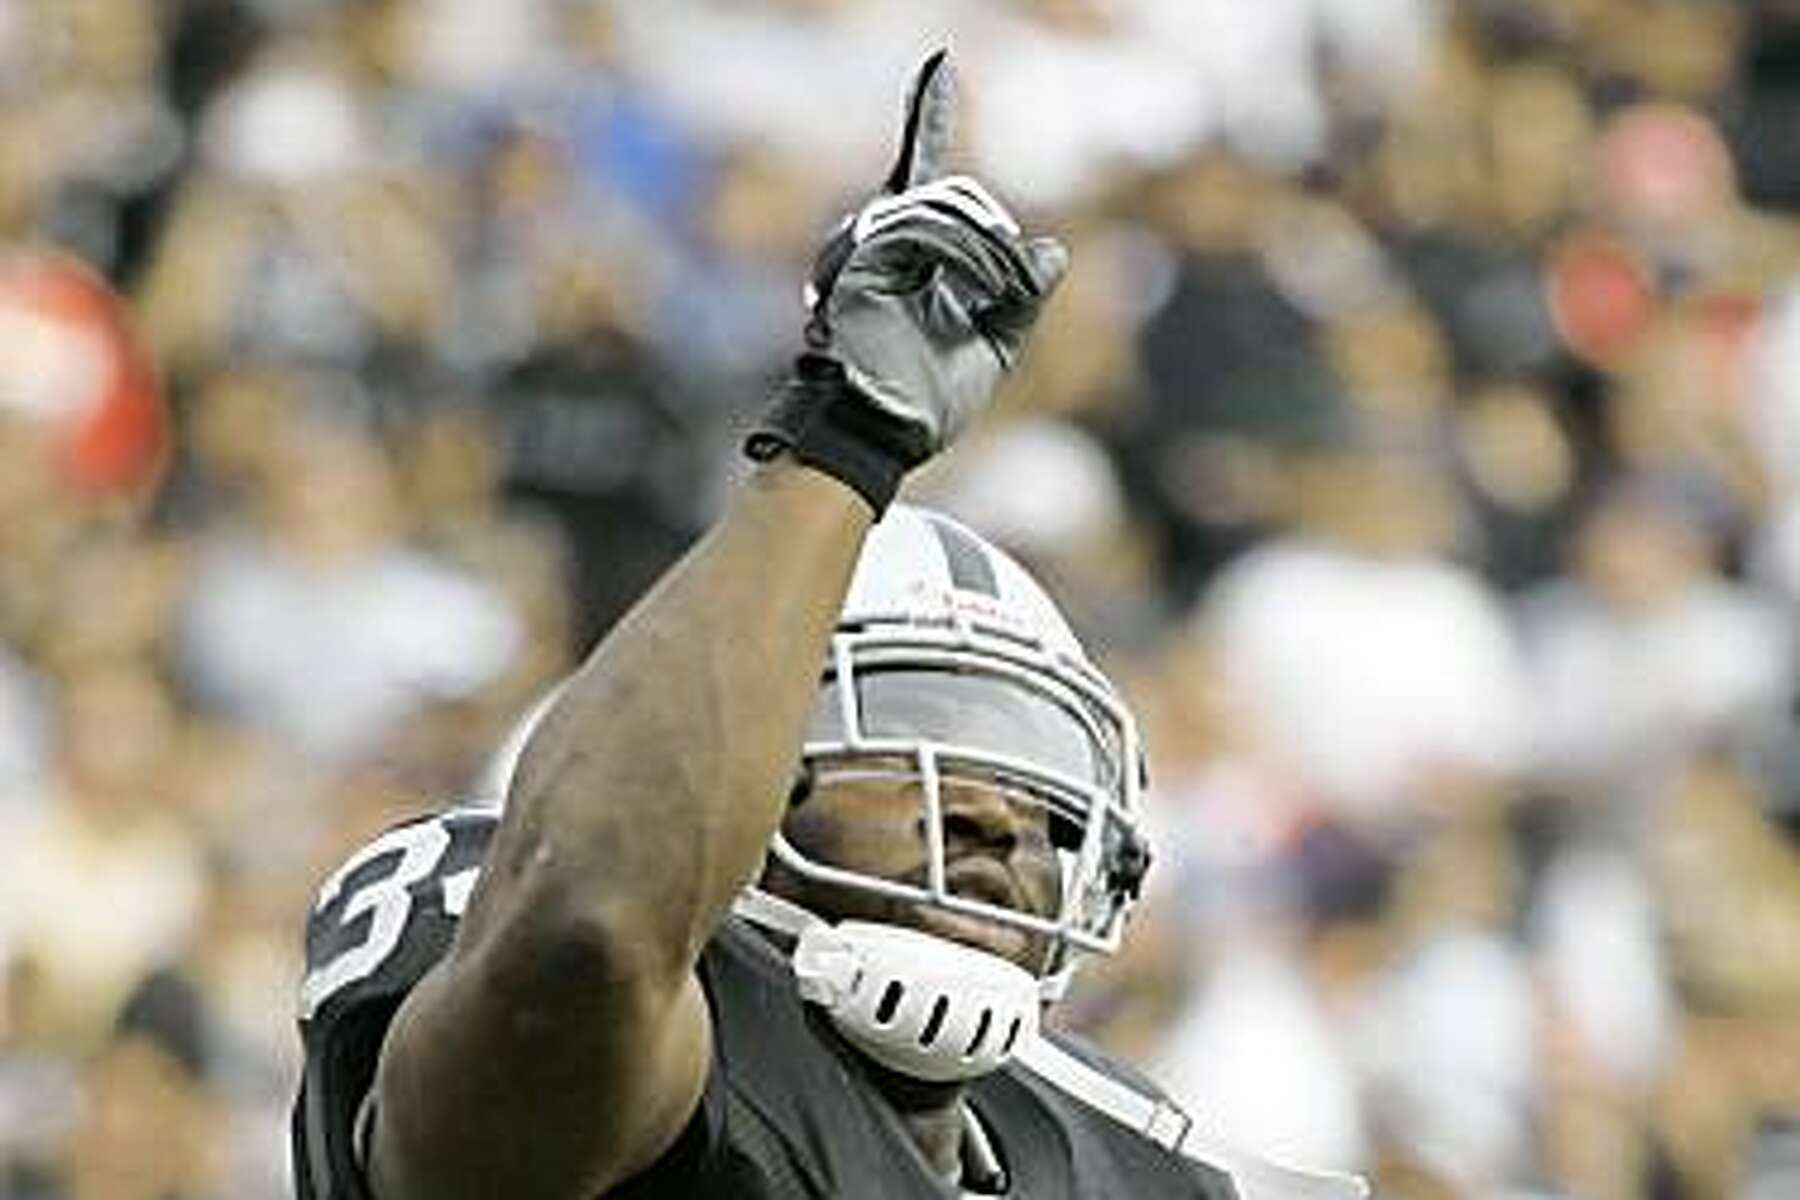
[291,808,1239,1199]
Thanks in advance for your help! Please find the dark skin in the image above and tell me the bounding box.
[764,767,1066,1179]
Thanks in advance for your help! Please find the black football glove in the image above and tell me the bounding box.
[747,51,1068,512]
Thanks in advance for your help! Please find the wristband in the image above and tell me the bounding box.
[744,355,930,514]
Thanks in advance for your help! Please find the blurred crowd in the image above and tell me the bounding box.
[0,0,1798,1196]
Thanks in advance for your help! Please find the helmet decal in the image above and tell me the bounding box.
[924,511,1000,596]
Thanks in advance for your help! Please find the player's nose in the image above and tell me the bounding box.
[937,781,1035,858]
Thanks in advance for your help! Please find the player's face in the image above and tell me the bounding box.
[770,761,1063,972]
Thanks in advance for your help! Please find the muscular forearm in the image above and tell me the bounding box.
[465,460,870,982]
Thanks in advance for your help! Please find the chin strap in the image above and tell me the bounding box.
[730,889,1369,1200]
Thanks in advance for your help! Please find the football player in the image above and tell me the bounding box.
[291,52,1365,1200]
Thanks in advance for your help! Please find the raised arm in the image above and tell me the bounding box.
[362,54,1068,1200]
[370,464,866,1200]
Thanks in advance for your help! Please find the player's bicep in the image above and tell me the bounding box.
[365,929,714,1200]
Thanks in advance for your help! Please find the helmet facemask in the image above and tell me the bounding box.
[768,612,1149,994]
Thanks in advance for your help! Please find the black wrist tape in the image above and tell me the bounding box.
[743,355,929,514]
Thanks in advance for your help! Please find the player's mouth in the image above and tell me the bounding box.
[913,903,1032,967]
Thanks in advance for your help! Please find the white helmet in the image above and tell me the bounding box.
[749,503,1149,1079]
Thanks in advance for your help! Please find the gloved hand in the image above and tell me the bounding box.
[747,51,1068,513]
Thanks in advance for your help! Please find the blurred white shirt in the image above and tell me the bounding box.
[180,537,523,764]
[1521,576,1792,805]
[1358,927,1539,1191]
[1150,940,1367,1173]
[1203,539,1531,823]
[1533,847,1673,1088]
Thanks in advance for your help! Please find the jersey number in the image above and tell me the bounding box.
[300,820,479,1018]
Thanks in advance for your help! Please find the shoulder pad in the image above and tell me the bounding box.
[299,807,498,1024]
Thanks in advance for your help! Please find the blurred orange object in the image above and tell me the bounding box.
[0,249,166,497]
[1544,231,1656,366]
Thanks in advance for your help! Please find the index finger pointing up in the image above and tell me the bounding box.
[883,49,957,194]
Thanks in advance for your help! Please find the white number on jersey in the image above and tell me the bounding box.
[300,817,481,1018]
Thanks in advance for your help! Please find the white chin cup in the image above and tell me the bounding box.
[791,920,1040,1083]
